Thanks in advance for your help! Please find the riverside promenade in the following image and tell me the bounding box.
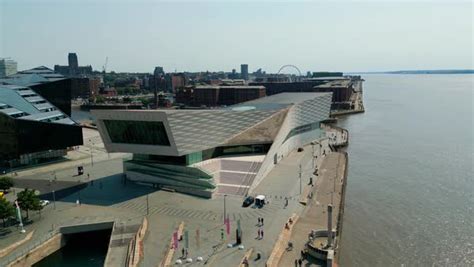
[276,152,347,267]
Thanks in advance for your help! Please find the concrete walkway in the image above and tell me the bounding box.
[277,152,346,267]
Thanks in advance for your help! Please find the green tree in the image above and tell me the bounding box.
[0,176,14,191]
[0,198,15,227]
[95,95,105,104]
[16,189,41,219]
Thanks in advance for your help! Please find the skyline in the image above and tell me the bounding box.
[1,0,473,73]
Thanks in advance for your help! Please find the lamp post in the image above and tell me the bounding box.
[146,193,149,215]
[90,139,94,167]
[223,194,227,224]
[52,190,56,210]
[299,164,302,194]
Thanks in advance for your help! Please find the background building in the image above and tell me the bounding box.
[54,53,93,77]
[251,76,358,110]
[0,58,18,78]
[92,92,332,198]
[241,64,249,80]
[176,85,266,107]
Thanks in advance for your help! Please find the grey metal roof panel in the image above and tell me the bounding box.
[34,103,54,111]
[24,96,44,103]
[17,89,37,96]
[0,107,24,116]
[54,118,75,125]
[20,110,63,121]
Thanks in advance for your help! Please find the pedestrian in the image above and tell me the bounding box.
[261,229,264,239]
[257,217,260,226]
[87,173,90,180]
[285,197,288,208]
[261,217,264,226]
[257,229,260,239]
[181,247,185,258]
[300,250,305,259]
[295,259,298,267]
[298,258,303,266]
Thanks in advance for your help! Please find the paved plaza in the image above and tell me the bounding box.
[0,127,347,267]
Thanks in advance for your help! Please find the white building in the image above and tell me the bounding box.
[92,92,332,198]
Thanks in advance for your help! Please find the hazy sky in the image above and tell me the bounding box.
[1,0,473,73]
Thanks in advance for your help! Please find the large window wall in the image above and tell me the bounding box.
[133,143,272,166]
[104,120,171,146]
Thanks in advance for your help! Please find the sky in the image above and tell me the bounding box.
[1,0,473,73]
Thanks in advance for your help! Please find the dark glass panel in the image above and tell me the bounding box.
[104,120,170,146]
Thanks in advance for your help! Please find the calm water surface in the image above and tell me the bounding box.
[338,74,473,266]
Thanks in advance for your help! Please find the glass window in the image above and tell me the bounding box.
[104,120,171,146]
[284,122,321,143]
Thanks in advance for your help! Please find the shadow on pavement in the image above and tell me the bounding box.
[54,174,158,206]
[13,174,158,206]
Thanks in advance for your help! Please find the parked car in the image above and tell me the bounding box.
[40,200,50,207]
[242,196,255,207]
[255,195,266,208]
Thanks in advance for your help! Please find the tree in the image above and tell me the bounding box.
[0,198,15,227]
[0,176,14,191]
[16,189,41,219]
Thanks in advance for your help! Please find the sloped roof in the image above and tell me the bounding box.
[0,85,75,125]
[166,109,283,155]
[0,66,65,87]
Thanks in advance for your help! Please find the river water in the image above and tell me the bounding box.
[338,74,473,266]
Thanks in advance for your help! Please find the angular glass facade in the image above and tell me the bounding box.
[284,122,321,143]
[104,120,170,146]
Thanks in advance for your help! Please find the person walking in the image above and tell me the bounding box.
[298,258,303,266]
[261,217,264,226]
[261,229,264,239]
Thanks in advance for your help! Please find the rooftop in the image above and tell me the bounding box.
[0,66,65,87]
[0,84,75,125]
[314,80,352,88]
[194,85,265,90]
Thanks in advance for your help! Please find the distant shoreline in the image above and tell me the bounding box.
[347,70,474,75]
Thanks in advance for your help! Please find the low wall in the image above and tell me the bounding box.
[335,152,349,262]
[9,233,65,267]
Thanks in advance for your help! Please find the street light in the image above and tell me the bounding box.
[89,139,94,166]
[223,194,227,223]
[299,164,302,194]
[52,190,56,210]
